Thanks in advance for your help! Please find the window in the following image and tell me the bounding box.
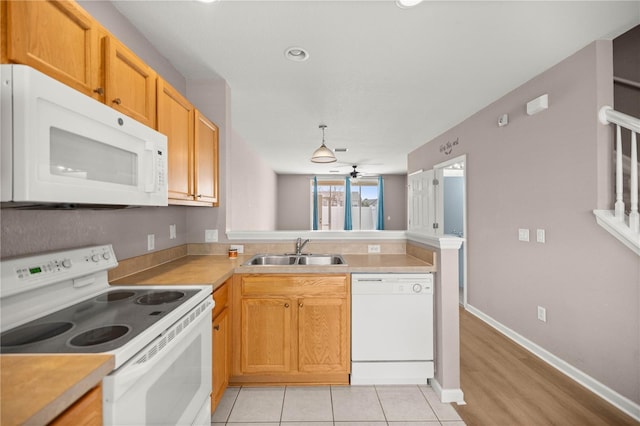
[311,178,380,230]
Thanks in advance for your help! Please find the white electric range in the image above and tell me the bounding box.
[0,244,213,425]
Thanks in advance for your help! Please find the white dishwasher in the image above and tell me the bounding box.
[351,273,434,385]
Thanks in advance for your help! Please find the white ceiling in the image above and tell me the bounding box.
[112,0,639,175]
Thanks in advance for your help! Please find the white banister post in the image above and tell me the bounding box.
[629,131,638,232]
[615,124,625,220]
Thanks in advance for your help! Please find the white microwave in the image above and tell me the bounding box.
[1,65,168,208]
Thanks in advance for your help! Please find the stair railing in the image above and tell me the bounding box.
[594,106,640,255]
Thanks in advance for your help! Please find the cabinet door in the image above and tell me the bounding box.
[50,384,102,426]
[194,111,219,206]
[157,78,195,202]
[104,36,156,128]
[241,298,292,374]
[297,297,350,373]
[212,307,229,412]
[6,0,99,97]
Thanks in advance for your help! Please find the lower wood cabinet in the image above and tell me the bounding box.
[211,279,231,412]
[50,384,102,426]
[231,274,350,385]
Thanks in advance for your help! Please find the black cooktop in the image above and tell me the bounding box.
[0,288,199,354]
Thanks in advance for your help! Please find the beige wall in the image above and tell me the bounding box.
[409,41,639,404]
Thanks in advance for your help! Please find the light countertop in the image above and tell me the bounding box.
[110,254,436,289]
[1,354,114,425]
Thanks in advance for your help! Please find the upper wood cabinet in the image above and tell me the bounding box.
[104,36,157,128]
[4,0,219,207]
[4,0,157,127]
[194,111,219,205]
[4,0,101,98]
[158,78,219,207]
[157,78,195,202]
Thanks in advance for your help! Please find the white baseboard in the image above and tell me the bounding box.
[466,304,640,422]
[430,377,465,405]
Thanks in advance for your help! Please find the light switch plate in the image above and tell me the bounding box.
[147,234,155,251]
[518,228,530,242]
[205,229,218,242]
[536,229,545,243]
[169,224,176,240]
[537,306,547,322]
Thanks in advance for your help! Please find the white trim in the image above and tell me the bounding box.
[406,232,464,250]
[430,377,465,405]
[599,106,640,133]
[465,304,640,422]
[227,230,407,241]
[593,210,640,256]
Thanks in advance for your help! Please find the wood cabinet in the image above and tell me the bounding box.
[50,384,102,426]
[4,0,218,207]
[3,0,101,98]
[211,279,231,412]
[3,0,157,127]
[194,111,219,205]
[231,274,350,385]
[103,36,156,128]
[158,78,219,206]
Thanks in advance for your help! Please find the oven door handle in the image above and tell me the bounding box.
[107,303,211,394]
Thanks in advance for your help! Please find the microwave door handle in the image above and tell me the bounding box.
[144,142,156,193]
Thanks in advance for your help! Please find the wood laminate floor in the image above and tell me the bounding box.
[455,307,639,426]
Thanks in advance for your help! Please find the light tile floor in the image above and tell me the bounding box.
[211,385,466,426]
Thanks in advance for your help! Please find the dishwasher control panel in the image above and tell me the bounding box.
[351,273,433,295]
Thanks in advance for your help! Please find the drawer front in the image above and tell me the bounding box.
[213,280,230,318]
[240,275,348,297]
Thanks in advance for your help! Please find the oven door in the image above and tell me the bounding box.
[102,305,212,426]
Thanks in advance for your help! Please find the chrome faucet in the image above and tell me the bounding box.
[295,237,310,255]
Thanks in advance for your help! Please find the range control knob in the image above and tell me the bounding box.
[62,259,72,269]
[102,252,111,260]
[412,283,423,293]
[91,254,100,263]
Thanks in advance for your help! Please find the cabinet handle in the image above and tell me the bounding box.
[299,303,304,308]
[112,98,122,105]
[196,194,202,198]
[213,324,220,331]
[284,303,289,308]
[93,87,104,95]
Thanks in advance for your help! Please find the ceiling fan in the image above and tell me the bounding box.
[330,162,380,177]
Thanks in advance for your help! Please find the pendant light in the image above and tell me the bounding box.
[311,124,337,163]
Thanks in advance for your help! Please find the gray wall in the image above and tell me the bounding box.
[227,129,278,232]
[276,174,407,230]
[409,41,639,404]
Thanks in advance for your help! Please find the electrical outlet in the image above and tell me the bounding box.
[169,224,176,240]
[536,229,545,243]
[368,244,381,253]
[147,234,155,251]
[537,306,547,322]
[230,244,244,254]
[205,229,218,242]
[518,228,530,242]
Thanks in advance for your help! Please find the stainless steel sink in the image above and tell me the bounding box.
[243,254,346,266]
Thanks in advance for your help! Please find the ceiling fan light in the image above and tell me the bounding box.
[311,144,337,163]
